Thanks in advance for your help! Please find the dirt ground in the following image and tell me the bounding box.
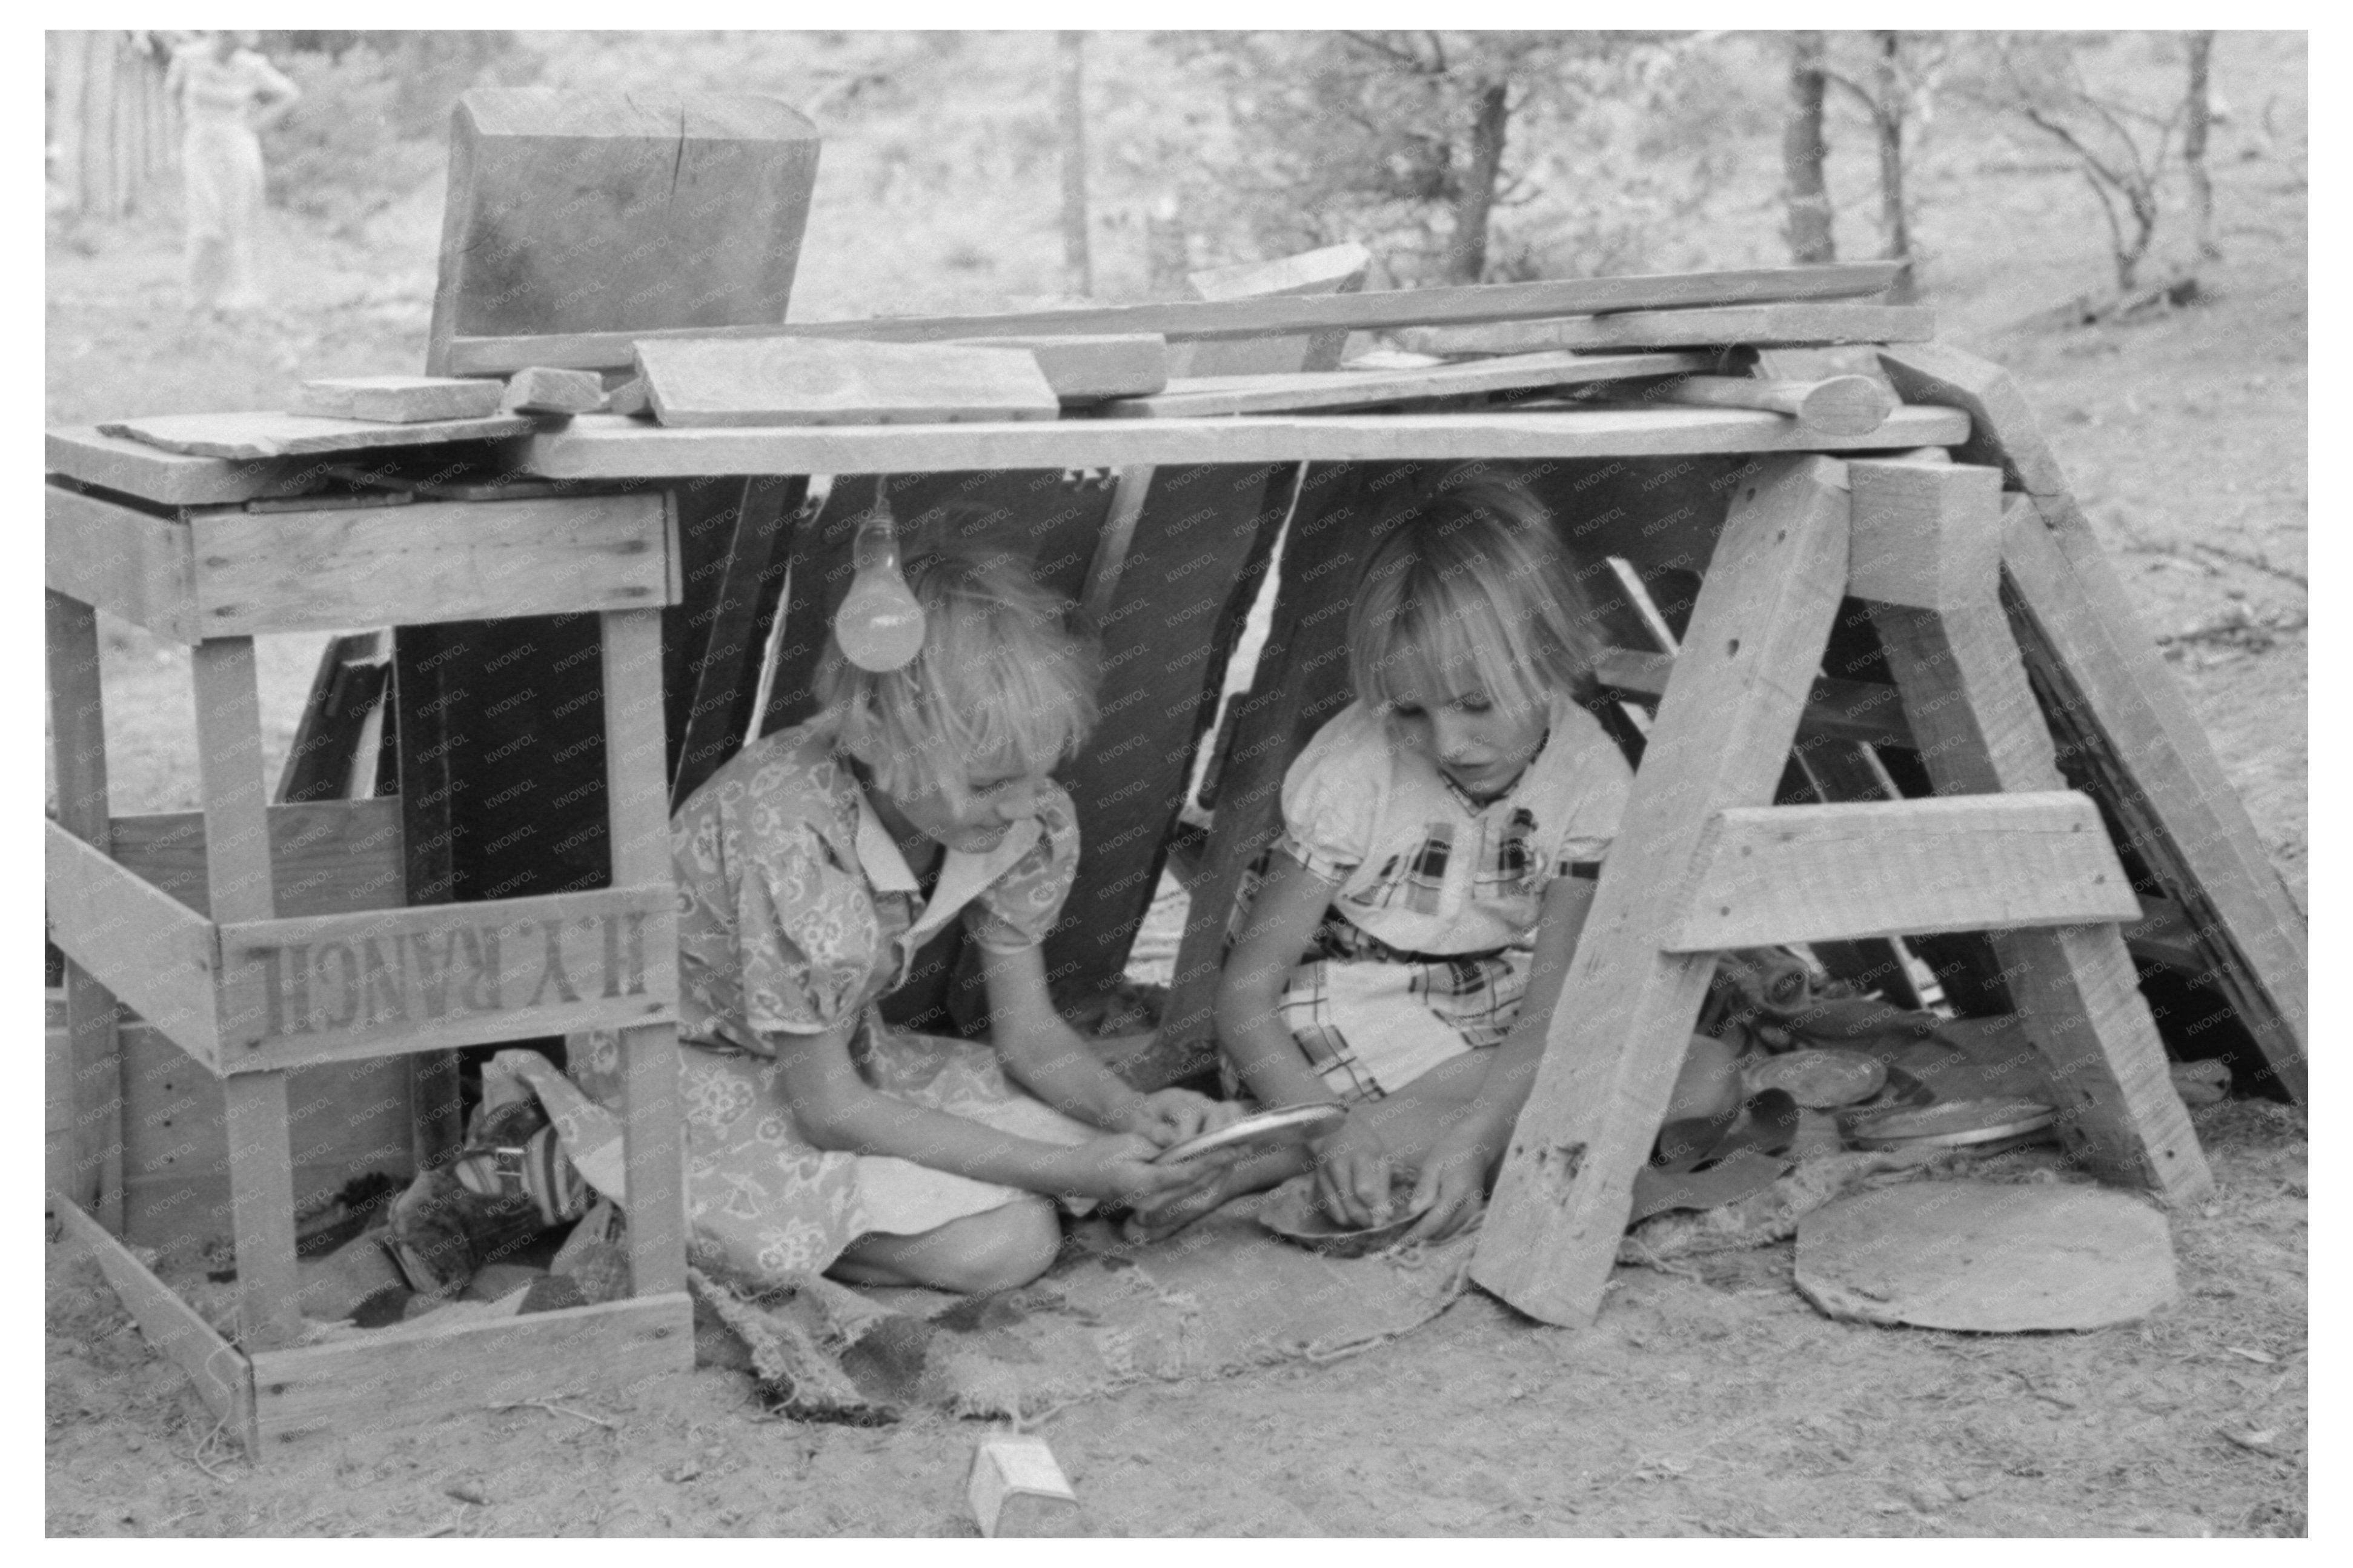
[44,42,2308,1539]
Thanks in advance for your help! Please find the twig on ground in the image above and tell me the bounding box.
[489,1395,619,1430]
[2191,541,2306,588]
[1622,1235,1707,1283]
[183,1415,235,1485]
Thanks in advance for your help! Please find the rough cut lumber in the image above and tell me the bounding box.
[95,409,534,460]
[608,377,651,417]
[634,337,1060,427]
[1176,241,1371,376]
[107,799,406,919]
[51,1195,253,1445]
[46,483,200,639]
[947,333,1167,401]
[45,820,224,1069]
[1650,373,1895,437]
[211,885,679,1072]
[1849,459,2005,611]
[426,90,821,376]
[1668,792,2141,950]
[291,375,505,424]
[501,365,609,415]
[441,261,1907,375]
[1396,303,1936,358]
[525,402,1971,479]
[1593,647,1913,749]
[48,591,126,1228]
[1475,456,1854,1326]
[1101,350,1713,420]
[47,426,325,506]
[247,1292,691,1452]
[1882,342,2303,1101]
[1858,465,2210,1202]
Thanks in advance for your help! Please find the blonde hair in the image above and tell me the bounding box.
[811,530,1098,807]
[1347,476,1598,716]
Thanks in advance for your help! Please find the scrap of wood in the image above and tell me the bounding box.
[1668,791,2142,950]
[526,402,1971,479]
[47,427,325,506]
[1102,349,1713,420]
[1650,373,1896,437]
[291,376,505,424]
[1176,241,1372,376]
[1396,303,1937,358]
[1848,459,2006,613]
[606,378,651,417]
[442,262,1907,374]
[501,365,609,415]
[634,337,1060,427]
[944,333,1167,400]
[96,410,533,460]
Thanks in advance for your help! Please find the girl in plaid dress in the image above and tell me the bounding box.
[1183,478,1742,1243]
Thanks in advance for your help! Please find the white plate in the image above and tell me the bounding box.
[1154,1103,1347,1164]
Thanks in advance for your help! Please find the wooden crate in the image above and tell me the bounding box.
[44,473,691,1457]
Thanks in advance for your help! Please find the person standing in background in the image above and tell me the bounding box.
[165,30,298,314]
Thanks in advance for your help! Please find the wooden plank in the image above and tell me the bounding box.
[290,376,505,424]
[45,821,223,1068]
[1047,462,1296,1006]
[1594,646,1913,749]
[48,590,126,1228]
[1398,303,1936,358]
[1881,344,2304,1102]
[248,1292,691,1452]
[50,1195,253,1446]
[1669,792,2140,950]
[1475,454,1854,1327]
[2122,894,2203,975]
[1859,469,2212,1203]
[213,886,678,1071]
[501,365,609,415]
[107,798,406,919]
[426,90,821,376]
[45,484,200,641]
[1102,350,1714,420]
[1651,373,1895,437]
[526,402,1973,480]
[47,425,325,507]
[443,261,1905,374]
[945,334,1167,401]
[274,634,387,803]
[116,1016,411,1188]
[183,493,673,636]
[96,410,534,460]
[191,634,306,1350]
[1175,242,1370,376]
[669,477,805,806]
[2001,503,2308,1105]
[1849,459,2005,613]
[636,337,1060,428]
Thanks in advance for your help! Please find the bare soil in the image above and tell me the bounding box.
[44,35,2306,1538]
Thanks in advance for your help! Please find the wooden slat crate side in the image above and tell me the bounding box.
[45,484,201,641]
[108,798,407,919]
[46,820,222,1068]
[213,886,679,1071]
[185,493,675,636]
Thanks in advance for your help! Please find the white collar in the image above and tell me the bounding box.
[852,783,1042,947]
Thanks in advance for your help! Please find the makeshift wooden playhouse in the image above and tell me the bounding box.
[45,91,2308,1450]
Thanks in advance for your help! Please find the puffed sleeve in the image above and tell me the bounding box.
[1549,710,1635,883]
[1273,704,1381,884]
[967,785,1081,951]
[735,820,885,1035]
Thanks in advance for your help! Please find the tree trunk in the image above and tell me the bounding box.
[2185,30,2220,261]
[1144,190,1190,298]
[1782,31,1836,263]
[1057,30,1093,298]
[1449,79,1510,284]
[1872,32,1915,301]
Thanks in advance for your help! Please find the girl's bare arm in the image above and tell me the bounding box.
[973,938,1147,1131]
[1215,851,1349,1108]
[1462,873,1598,1142]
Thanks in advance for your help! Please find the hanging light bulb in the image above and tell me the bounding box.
[835,476,927,673]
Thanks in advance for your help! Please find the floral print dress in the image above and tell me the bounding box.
[566,725,1097,1287]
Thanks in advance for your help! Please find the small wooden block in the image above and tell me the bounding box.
[969,1433,1083,1538]
[96,410,534,460]
[502,366,609,415]
[607,378,651,418]
[291,376,506,424]
[636,337,1060,427]
[1848,460,2006,612]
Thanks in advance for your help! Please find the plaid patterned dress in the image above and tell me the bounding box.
[1228,694,1633,1103]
